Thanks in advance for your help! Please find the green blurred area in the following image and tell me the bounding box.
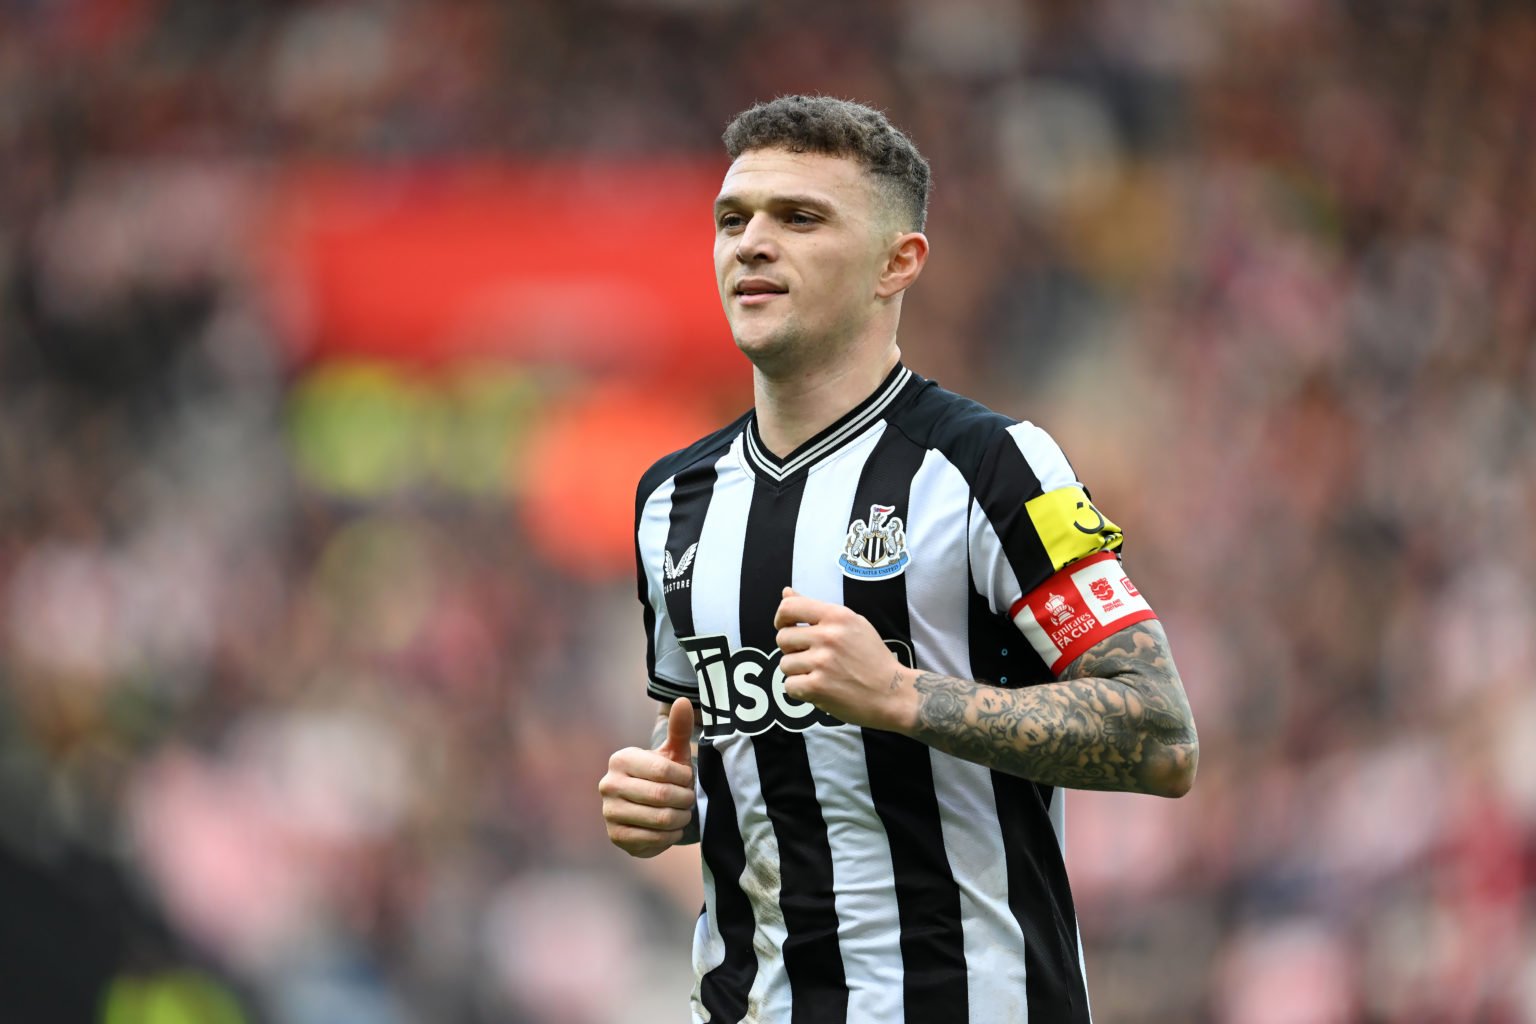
[286,361,548,501]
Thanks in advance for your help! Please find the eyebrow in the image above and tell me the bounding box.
[713,193,838,216]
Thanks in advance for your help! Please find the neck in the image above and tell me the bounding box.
[752,344,902,458]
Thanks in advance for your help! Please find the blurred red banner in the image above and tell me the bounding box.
[258,161,739,379]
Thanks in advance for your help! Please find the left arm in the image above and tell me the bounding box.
[774,590,1198,797]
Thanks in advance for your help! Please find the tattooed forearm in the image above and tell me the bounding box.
[907,621,1198,796]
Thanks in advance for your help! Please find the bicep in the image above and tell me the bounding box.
[1060,619,1175,682]
[1059,619,1197,748]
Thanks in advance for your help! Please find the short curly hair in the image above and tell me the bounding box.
[722,95,931,232]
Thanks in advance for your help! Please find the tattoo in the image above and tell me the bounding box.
[908,621,1198,795]
[889,670,903,692]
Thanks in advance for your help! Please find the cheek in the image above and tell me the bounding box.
[820,257,876,319]
[713,243,732,287]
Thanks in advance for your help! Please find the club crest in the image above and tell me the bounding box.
[839,503,910,580]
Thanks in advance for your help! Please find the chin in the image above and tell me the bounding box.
[732,326,799,369]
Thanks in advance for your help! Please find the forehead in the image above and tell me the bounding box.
[715,147,878,211]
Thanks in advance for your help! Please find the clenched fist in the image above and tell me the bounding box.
[774,588,919,734]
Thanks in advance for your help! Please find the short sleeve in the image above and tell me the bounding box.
[635,475,699,702]
[968,422,1156,676]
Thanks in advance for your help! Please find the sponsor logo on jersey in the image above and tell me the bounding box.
[662,542,698,594]
[680,633,913,737]
[839,503,910,580]
[1024,486,1124,571]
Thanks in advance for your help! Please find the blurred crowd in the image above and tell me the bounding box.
[1,0,1533,1021]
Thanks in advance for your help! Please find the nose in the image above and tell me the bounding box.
[735,213,776,264]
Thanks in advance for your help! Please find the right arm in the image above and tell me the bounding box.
[599,697,699,858]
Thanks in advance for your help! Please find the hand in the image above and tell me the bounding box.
[773,588,918,734]
[599,698,697,858]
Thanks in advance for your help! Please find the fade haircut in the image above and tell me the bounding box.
[722,95,931,233]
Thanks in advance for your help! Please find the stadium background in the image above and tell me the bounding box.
[1,1,1532,1021]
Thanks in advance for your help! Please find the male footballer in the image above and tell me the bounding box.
[599,95,1198,1024]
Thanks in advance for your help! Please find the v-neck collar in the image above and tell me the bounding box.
[742,364,917,484]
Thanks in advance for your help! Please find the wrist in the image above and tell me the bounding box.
[889,665,923,736]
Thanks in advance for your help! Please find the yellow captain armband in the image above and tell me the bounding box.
[1024,486,1124,571]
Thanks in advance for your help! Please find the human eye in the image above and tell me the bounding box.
[717,211,746,232]
[786,210,819,227]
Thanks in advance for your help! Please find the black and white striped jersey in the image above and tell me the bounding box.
[634,363,1156,1024]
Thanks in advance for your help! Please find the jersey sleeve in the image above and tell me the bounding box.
[968,422,1157,676]
[636,475,699,703]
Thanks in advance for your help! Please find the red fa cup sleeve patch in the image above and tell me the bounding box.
[1008,551,1157,675]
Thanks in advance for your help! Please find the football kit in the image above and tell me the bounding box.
[635,364,1155,1024]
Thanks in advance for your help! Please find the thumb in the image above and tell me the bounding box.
[659,697,695,767]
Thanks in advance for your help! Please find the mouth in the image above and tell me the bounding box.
[733,279,788,305]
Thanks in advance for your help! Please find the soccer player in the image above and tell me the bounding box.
[599,95,1198,1023]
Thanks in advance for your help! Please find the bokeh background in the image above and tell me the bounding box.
[2,1,1533,1021]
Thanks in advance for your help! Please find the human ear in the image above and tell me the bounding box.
[875,232,929,299]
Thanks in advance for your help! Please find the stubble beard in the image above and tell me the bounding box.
[733,305,867,381]
[735,319,808,378]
